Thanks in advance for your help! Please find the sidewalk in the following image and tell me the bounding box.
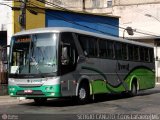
[0,96,31,105]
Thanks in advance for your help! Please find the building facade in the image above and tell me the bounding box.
[0,0,13,94]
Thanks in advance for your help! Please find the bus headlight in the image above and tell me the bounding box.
[9,78,15,82]
[9,87,15,91]
[50,93,55,96]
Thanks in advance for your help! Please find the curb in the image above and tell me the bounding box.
[156,83,160,85]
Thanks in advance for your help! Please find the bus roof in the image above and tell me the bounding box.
[13,27,153,48]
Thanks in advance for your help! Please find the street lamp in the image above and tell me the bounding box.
[145,14,160,22]
[123,27,134,39]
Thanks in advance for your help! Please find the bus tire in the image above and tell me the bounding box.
[129,82,137,97]
[34,98,47,105]
[78,83,90,104]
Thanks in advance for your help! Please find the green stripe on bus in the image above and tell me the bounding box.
[82,66,155,94]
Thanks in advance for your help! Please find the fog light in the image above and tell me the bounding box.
[50,93,55,96]
[45,87,50,91]
[10,93,13,96]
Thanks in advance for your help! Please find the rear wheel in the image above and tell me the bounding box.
[129,82,138,97]
[34,98,47,105]
[78,84,90,104]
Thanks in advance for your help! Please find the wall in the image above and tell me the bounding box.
[46,10,119,36]
[113,0,160,6]
[13,0,45,33]
[112,4,160,38]
[46,0,113,13]
[0,0,13,46]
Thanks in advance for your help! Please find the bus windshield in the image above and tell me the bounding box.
[10,33,58,75]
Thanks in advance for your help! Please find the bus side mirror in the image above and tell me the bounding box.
[61,46,70,65]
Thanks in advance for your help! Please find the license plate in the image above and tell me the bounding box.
[24,90,33,94]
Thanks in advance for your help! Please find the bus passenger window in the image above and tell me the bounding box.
[128,45,134,60]
[149,48,154,62]
[140,47,145,61]
[99,40,107,58]
[144,48,149,62]
[115,42,122,60]
[107,41,114,59]
[134,46,139,61]
[79,35,97,58]
[122,43,127,60]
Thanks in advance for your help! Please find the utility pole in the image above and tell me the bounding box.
[19,0,27,31]
[82,0,85,11]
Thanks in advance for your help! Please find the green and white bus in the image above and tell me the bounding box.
[8,27,155,104]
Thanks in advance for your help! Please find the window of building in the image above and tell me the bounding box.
[92,0,100,8]
[107,0,112,8]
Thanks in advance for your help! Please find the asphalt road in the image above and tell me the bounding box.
[0,84,160,120]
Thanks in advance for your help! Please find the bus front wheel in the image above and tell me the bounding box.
[78,84,90,104]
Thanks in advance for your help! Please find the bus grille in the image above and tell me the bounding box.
[16,90,44,95]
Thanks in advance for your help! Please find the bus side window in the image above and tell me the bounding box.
[140,47,145,62]
[107,41,114,59]
[144,48,149,62]
[60,32,78,75]
[115,42,122,60]
[133,46,139,61]
[128,45,134,61]
[149,48,154,62]
[78,35,98,58]
[99,39,107,58]
[122,43,127,60]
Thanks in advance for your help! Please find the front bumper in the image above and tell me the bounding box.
[8,85,61,98]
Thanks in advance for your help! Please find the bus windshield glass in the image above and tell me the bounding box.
[10,33,58,75]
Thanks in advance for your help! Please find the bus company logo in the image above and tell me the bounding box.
[2,114,8,120]
[27,79,32,83]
